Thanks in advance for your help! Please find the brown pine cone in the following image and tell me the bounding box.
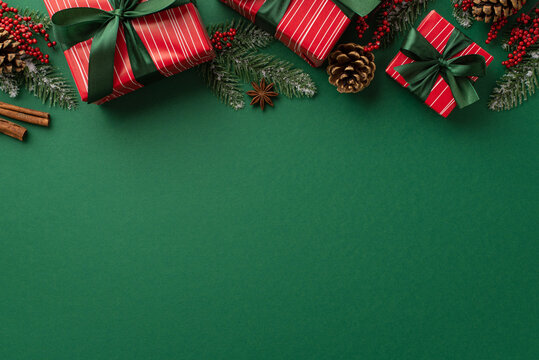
[472,0,526,22]
[327,43,376,93]
[0,28,25,74]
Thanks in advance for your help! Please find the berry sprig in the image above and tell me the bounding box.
[453,0,473,12]
[210,27,237,51]
[0,1,56,64]
[502,7,539,68]
[355,15,370,39]
[485,16,508,44]
[355,0,416,52]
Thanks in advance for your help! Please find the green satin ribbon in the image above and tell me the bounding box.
[255,0,381,34]
[395,27,487,109]
[52,0,190,103]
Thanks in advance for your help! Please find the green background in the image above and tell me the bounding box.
[1,0,538,359]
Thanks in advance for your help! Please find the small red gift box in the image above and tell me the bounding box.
[220,0,352,67]
[44,0,215,104]
[386,10,494,117]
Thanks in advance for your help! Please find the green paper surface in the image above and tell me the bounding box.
[1,1,538,359]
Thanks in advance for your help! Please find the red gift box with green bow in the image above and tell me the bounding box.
[44,0,215,104]
[386,11,494,117]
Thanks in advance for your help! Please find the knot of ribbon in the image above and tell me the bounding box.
[395,27,487,109]
[255,0,381,34]
[52,0,191,103]
[111,7,126,19]
[438,58,451,69]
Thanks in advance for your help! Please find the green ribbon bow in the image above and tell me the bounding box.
[52,0,190,103]
[255,0,381,34]
[395,27,487,109]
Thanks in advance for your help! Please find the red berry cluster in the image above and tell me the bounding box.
[356,0,414,52]
[453,0,473,12]
[210,27,237,51]
[0,1,56,64]
[485,16,508,44]
[502,7,539,68]
[355,15,369,39]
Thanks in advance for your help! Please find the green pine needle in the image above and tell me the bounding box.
[199,60,245,110]
[379,0,434,47]
[22,59,79,110]
[199,19,317,110]
[206,19,274,51]
[0,73,20,98]
[489,50,539,111]
[15,8,52,30]
[219,49,316,98]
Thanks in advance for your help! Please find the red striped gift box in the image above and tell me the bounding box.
[386,10,493,117]
[43,0,215,104]
[221,0,351,67]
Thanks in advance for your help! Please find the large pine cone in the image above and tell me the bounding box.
[327,43,376,93]
[0,28,25,74]
[472,0,526,22]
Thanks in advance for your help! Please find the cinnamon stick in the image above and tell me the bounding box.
[0,118,27,141]
[0,107,49,127]
[0,101,50,120]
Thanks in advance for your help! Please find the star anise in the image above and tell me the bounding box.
[247,78,278,110]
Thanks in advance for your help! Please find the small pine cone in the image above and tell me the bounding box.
[472,0,526,22]
[327,43,376,93]
[0,28,26,74]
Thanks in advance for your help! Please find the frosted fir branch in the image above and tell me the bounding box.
[206,19,274,52]
[199,19,317,109]
[23,58,79,110]
[199,60,245,110]
[489,50,539,111]
[0,74,21,98]
[380,0,434,47]
[221,50,317,98]
[451,0,474,28]
[0,59,79,110]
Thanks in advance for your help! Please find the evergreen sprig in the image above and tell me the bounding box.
[488,50,539,111]
[206,19,274,51]
[22,58,79,110]
[379,0,434,47]
[218,49,316,98]
[451,0,474,28]
[17,7,53,29]
[200,60,245,110]
[199,19,317,109]
[0,73,20,98]
[0,59,79,110]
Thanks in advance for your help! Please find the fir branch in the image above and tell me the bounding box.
[13,8,52,29]
[379,0,434,47]
[200,19,317,109]
[22,58,79,110]
[207,19,274,51]
[199,60,245,110]
[451,0,474,28]
[219,50,316,98]
[0,74,20,98]
[489,50,539,111]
